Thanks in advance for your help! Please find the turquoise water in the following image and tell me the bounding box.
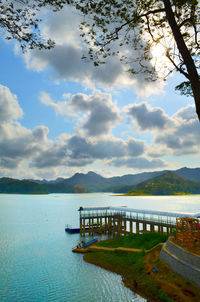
[0,193,200,302]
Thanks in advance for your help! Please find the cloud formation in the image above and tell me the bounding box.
[0,84,23,122]
[0,84,150,177]
[40,90,122,136]
[110,157,167,169]
[0,85,50,171]
[125,102,200,157]
[1,83,199,179]
[125,102,172,131]
[154,105,200,155]
[32,135,146,169]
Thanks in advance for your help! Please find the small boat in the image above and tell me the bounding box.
[65,224,80,233]
[65,227,80,234]
[72,237,98,252]
[82,237,98,248]
[65,224,98,234]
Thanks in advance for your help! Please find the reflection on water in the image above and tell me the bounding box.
[1,193,200,301]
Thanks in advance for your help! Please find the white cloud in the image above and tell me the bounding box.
[125,101,173,131]
[0,85,51,171]
[0,85,23,122]
[32,134,146,169]
[152,105,200,155]
[1,84,198,179]
[40,90,123,136]
[125,102,200,157]
[109,157,167,170]
[39,91,69,116]
[0,85,149,176]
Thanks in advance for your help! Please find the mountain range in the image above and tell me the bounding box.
[0,167,200,194]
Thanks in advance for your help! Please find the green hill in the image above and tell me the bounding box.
[127,172,200,195]
[0,178,88,194]
[0,178,49,194]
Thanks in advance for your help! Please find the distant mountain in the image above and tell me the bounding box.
[127,172,200,195]
[175,167,200,182]
[57,170,169,192]
[28,177,65,184]
[1,167,200,194]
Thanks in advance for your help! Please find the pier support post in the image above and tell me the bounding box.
[91,218,94,235]
[82,218,86,236]
[97,217,99,234]
[143,222,147,233]
[124,219,127,234]
[80,217,83,235]
[100,217,103,233]
[167,227,170,235]
[105,217,107,232]
[136,222,139,234]
[118,218,122,235]
[130,221,133,234]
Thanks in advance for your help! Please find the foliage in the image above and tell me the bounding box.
[0,0,54,51]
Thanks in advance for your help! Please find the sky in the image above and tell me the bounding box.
[0,5,199,180]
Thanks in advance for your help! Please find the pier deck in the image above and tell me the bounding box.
[79,206,200,236]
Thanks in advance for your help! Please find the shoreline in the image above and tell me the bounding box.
[114,192,196,196]
[82,240,200,302]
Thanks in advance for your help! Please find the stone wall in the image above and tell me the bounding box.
[160,239,200,288]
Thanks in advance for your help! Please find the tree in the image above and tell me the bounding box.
[1,1,200,120]
[66,0,200,120]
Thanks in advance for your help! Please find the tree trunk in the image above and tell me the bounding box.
[163,0,200,120]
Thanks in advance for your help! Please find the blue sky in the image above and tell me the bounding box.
[0,6,199,180]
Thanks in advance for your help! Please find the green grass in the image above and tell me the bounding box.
[97,233,168,250]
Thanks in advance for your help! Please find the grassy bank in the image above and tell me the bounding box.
[84,234,200,302]
[97,233,168,250]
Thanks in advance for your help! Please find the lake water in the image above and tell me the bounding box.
[0,193,200,302]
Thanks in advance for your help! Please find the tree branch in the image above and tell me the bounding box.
[166,51,189,79]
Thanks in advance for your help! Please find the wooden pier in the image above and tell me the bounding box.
[79,206,199,236]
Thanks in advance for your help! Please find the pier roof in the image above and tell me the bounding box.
[79,206,200,218]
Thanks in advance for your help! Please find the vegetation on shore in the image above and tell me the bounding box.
[126,172,200,196]
[84,233,200,302]
[97,233,168,250]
